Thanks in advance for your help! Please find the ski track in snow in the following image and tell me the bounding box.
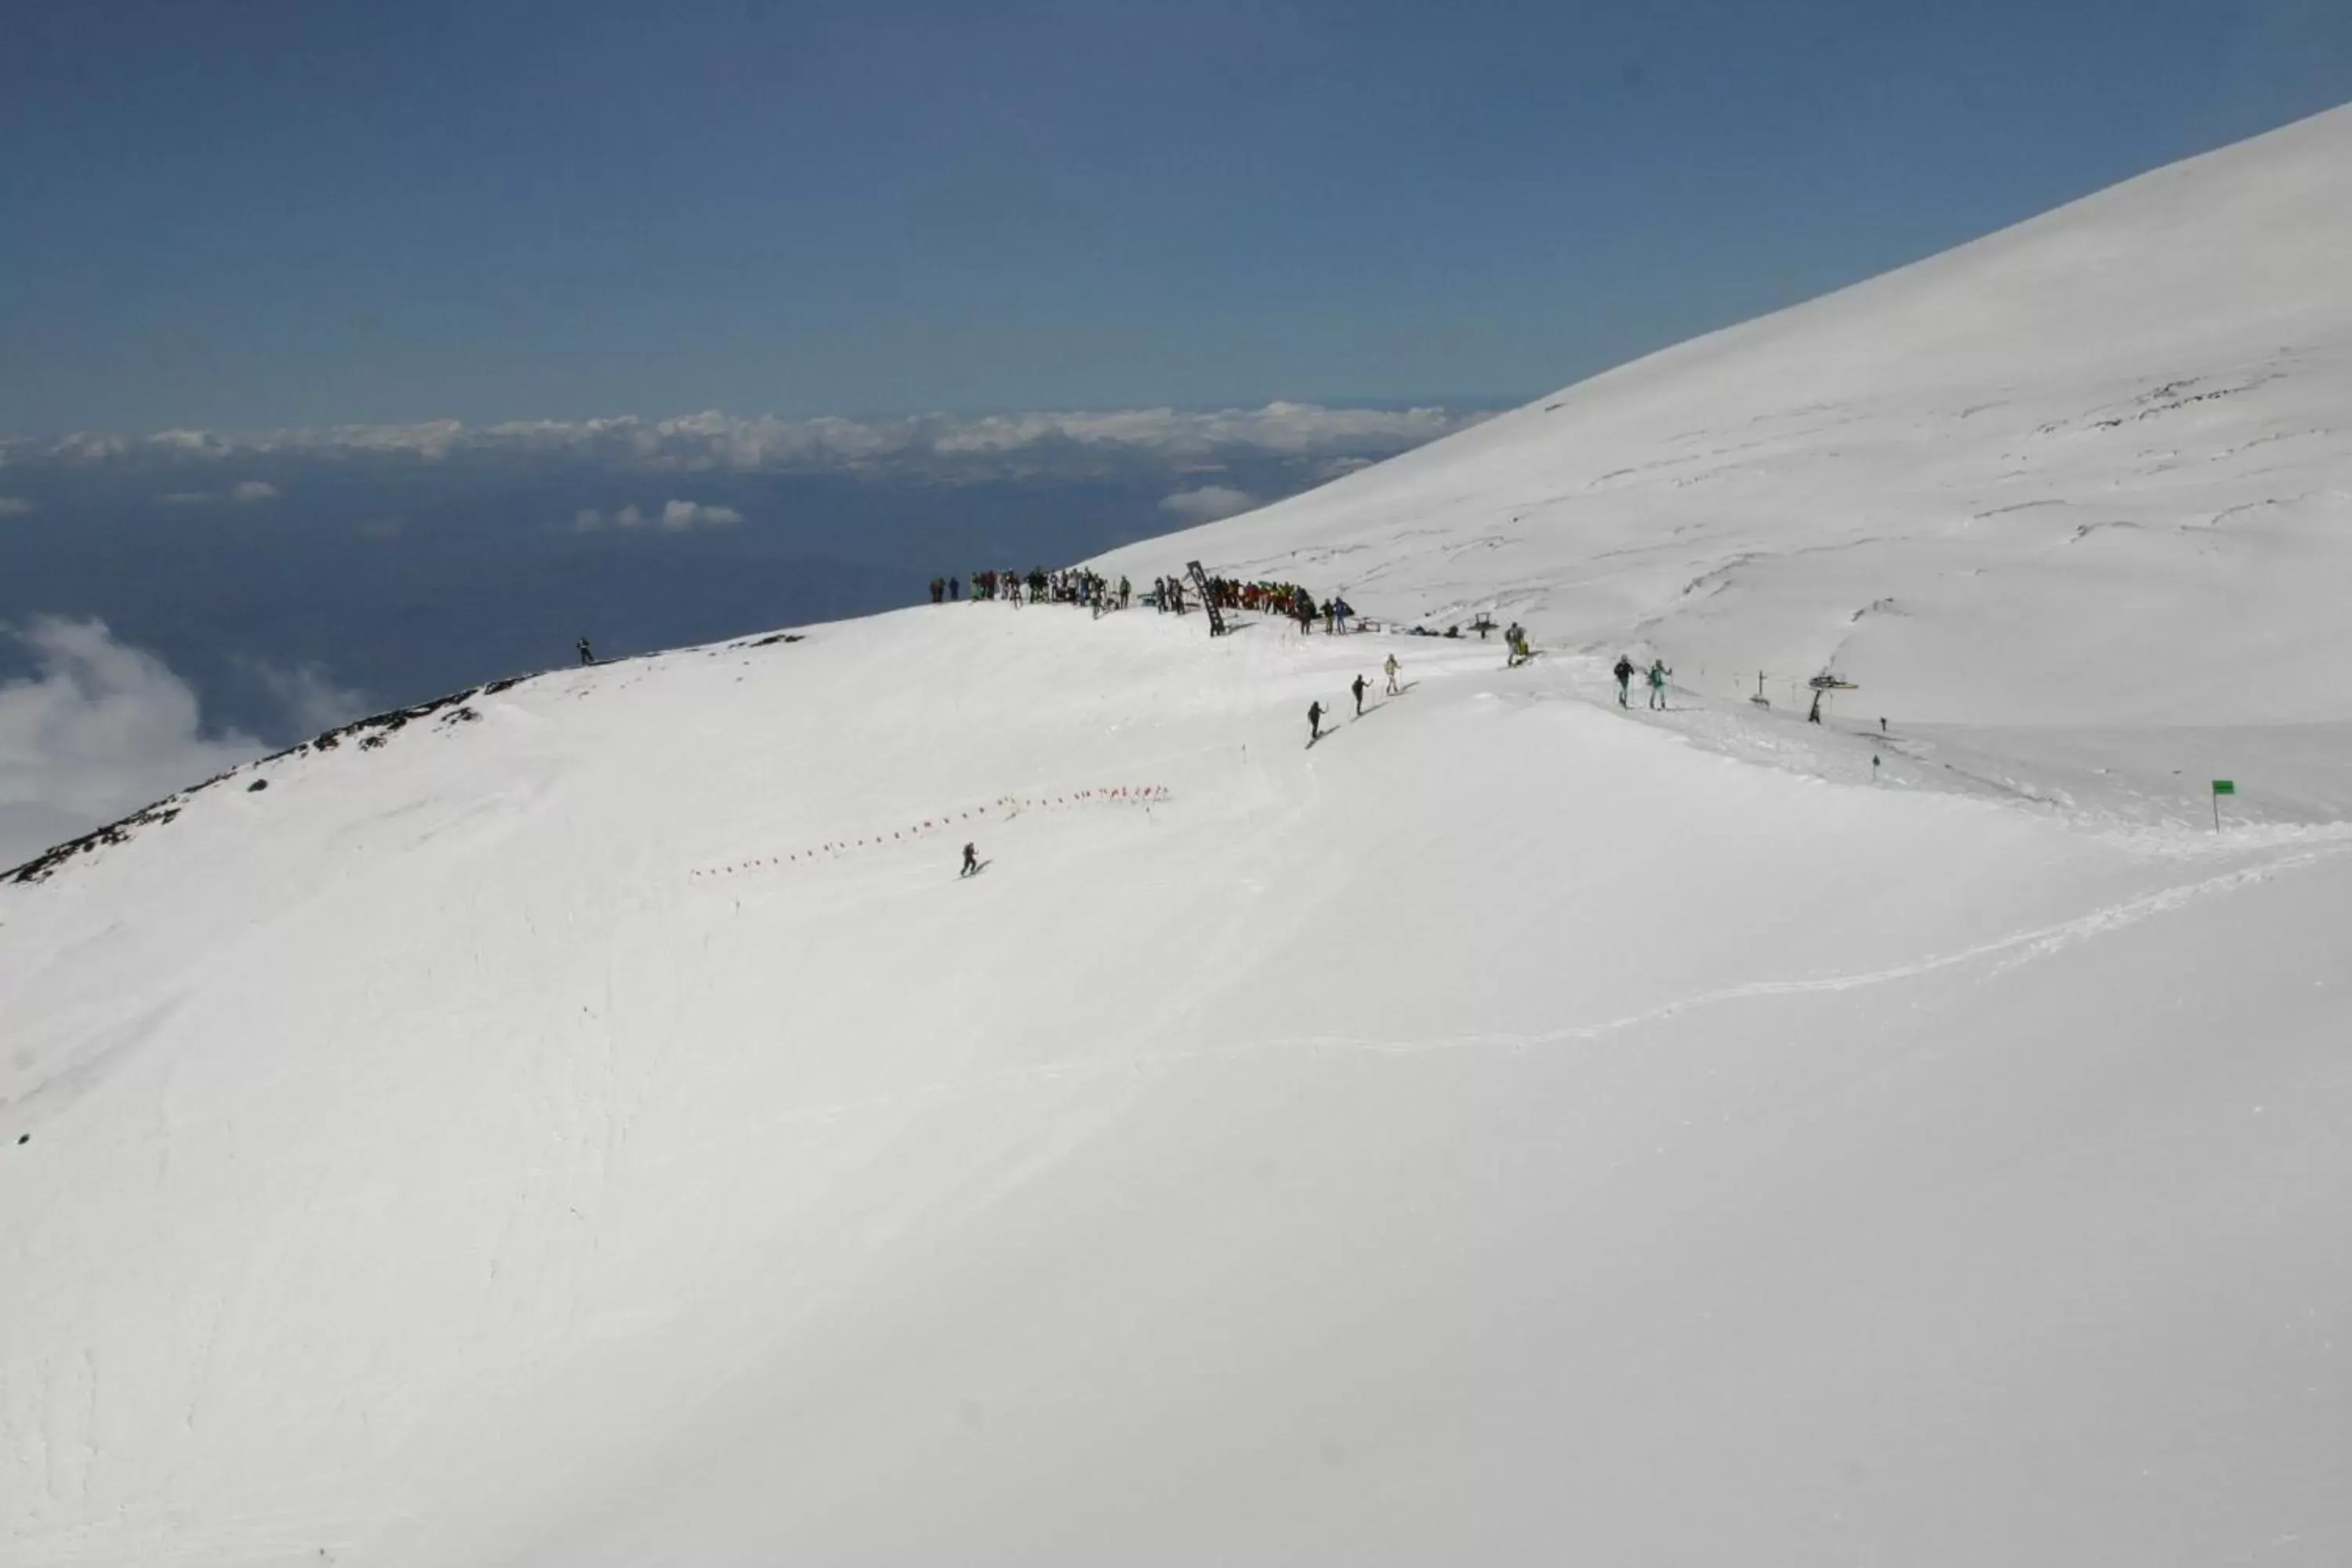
[762,835,2348,1126]
[686,785,1173,882]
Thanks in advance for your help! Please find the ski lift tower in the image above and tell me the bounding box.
[1186,561,1227,637]
[1806,670,1857,724]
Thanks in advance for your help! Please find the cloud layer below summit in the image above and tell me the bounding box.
[16,403,1492,474]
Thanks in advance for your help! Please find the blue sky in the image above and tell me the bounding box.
[5,0,2347,434]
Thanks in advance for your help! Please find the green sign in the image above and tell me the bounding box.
[2212,780,2236,795]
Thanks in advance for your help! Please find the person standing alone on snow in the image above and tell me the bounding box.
[1352,673,1367,716]
[1647,659,1671,710]
[1307,700,1324,745]
[960,842,978,878]
[1385,654,1401,695]
[1613,655,1636,707]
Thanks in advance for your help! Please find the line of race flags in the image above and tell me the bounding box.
[688,786,1173,881]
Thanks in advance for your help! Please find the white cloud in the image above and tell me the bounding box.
[575,499,743,532]
[154,480,279,506]
[0,497,34,517]
[49,403,1497,474]
[56,434,131,461]
[236,656,372,739]
[150,429,232,457]
[1158,485,1259,524]
[659,499,741,530]
[0,618,262,870]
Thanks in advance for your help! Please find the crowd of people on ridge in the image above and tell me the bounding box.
[1153,573,1358,633]
[921,565,1366,634]
[928,569,1131,610]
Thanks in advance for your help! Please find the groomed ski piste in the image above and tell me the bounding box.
[5,107,2351,1567]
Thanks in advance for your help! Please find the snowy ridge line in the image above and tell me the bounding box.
[686,785,1172,881]
[754,840,2350,1126]
[2,673,533,887]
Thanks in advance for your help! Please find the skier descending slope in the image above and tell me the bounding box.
[960,842,979,878]
[1307,700,1324,746]
[1647,659,1671,710]
[1614,655,1636,707]
[1385,654,1401,695]
[1352,674,1368,716]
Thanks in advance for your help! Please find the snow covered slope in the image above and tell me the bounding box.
[1100,104,2352,730]
[6,109,2352,1568]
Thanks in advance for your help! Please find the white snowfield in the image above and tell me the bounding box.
[1100,102,2352,731]
[5,108,2351,1568]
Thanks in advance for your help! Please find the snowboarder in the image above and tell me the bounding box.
[1384,654,1401,695]
[1646,659,1670,710]
[1352,674,1367,716]
[960,842,978,878]
[1613,655,1636,706]
[576,637,594,666]
[1307,700,1324,745]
